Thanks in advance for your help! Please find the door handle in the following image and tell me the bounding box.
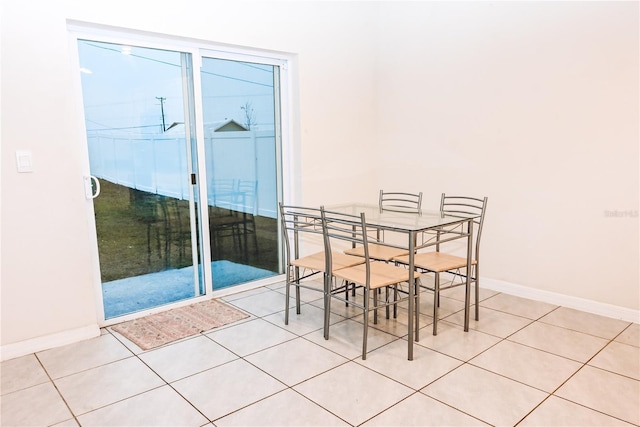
[84,175,101,199]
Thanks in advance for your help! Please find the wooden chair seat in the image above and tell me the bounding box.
[394,251,477,273]
[333,261,420,290]
[292,251,364,272]
[290,251,324,271]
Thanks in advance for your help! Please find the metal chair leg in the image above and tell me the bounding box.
[433,272,440,335]
[415,278,420,341]
[362,289,369,360]
[285,271,291,325]
[474,264,480,321]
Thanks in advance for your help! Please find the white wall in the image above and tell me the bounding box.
[374,1,639,312]
[1,0,637,358]
[0,0,380,355]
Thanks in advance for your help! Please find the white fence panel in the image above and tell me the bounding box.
[114,138,134,188]
[205,130,276,218]
[132,139,155,193]
[88,130,278,218]
[154,138,189,200]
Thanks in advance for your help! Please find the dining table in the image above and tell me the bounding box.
[326,203,480,360]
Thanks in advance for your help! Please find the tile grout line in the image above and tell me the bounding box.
[116,327,214,425]
[513,314,638,426]
[203,298,357,426]
[5,284,636,427]
[231,288,452,426]
[33,352,81,426]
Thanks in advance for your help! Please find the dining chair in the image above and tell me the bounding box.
[343,190,423,262]
[234,179,259,256]
[393,194,488,335]
[279,203,363,337]
[378,190,423,212]
[208,179,240,255]
[130,189,170,267]
[321,207,421,360]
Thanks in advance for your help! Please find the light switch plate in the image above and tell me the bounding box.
[16,150,34,173]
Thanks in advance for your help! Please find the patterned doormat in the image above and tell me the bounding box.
[111,299,249,350]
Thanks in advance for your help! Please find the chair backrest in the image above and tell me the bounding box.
[279,203,324,265]
[321,207,371,283]
[379,190,423,212]
[209,179,237,212]
[237,180,258,215]
[439,194,488,261]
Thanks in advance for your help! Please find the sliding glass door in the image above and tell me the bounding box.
[200,55,280,290]
[78,40,205,319]
[75,34,284,320]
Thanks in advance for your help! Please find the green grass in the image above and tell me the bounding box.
[94,179,279,282]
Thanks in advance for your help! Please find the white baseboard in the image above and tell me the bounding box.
[2,278,637,362]
[0,324,101,362]
[483,277,640,324]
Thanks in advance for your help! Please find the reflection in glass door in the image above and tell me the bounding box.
[78,40,204,318]
[200,56,280,289]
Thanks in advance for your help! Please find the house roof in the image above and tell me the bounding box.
[210,119,248,132]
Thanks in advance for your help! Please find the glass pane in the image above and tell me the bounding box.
[78,40,203,318]
[201,57,280,289]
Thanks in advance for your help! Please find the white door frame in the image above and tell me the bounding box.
[67,22,296,326]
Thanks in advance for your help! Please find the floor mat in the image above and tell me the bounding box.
[111,299,249,350]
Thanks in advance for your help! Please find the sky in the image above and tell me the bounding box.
[78,38,279,214]
[78,40,276,137]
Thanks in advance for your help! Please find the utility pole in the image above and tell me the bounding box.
[156,96,166,132]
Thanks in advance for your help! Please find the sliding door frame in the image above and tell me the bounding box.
[68,22,294,326]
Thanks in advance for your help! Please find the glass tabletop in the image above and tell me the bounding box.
[326,203,478,232]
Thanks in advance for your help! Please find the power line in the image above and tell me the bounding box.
[86,123,165,131]
[82,41,274,88]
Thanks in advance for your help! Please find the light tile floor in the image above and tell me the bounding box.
[1,280,639,426]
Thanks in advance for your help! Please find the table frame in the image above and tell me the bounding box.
[327,203,478,360]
